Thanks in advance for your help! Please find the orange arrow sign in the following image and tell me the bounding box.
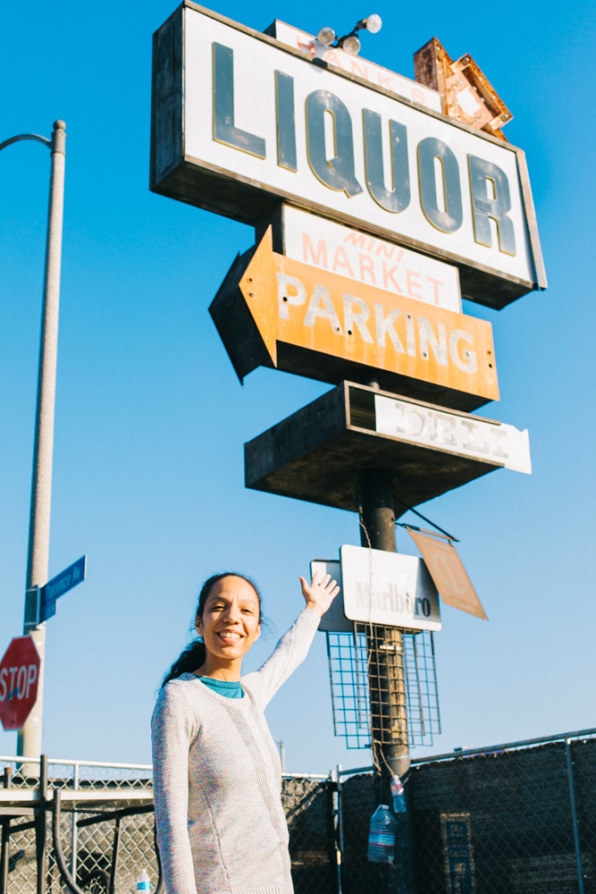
[210,228,499,410]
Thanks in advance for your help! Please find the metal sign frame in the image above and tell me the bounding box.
[151,1,546,309]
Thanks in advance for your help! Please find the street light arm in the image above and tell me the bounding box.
[0,121,66,156]
[0,133,52,152]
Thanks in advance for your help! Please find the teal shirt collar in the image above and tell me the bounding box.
[197,676,244,699]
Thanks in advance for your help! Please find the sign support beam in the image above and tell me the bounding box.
[358,468,410,777]
[358,465,414,894]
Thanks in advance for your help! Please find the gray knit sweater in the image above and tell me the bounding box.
[151,608,321,894]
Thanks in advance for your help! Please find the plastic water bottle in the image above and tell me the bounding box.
[367,804,397,863]
[390,775,407,814]
[136,869,152,892]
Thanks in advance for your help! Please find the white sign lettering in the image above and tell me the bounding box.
[0,664,38,702]
[281,206,462,312]
[374,393,531,473]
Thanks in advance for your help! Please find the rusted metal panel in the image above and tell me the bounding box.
[407,529,488,620]
[414,37,512,142]
[413,37,450,98]
[447,54,512,136]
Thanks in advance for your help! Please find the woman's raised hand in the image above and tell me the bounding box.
[299,571,340,616]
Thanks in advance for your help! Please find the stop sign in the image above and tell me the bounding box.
[0,636,41,731]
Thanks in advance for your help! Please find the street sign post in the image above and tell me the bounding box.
[0,636,41,731]
[39,555,87,623]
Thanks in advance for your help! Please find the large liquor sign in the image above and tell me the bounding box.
[151,2,546,309]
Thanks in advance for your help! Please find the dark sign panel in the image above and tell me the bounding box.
[244,382,517,514]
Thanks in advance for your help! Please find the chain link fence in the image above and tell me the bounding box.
[0,757,157,894]
[339,728,596,894]
[0,758,338,894]
[0,759,153,790]
[3,730,596,893]
[284,775,339,893]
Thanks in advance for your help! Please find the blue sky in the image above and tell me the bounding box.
[0,0,595,773]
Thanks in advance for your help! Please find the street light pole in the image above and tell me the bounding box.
[0,120,67,761]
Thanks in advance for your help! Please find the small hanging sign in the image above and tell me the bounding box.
[406,528,488,620]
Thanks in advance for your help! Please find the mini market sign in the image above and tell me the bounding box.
[151,2,546,309]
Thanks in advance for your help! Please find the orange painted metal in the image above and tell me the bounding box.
[241,228,499,402]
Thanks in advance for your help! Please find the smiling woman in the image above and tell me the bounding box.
[159,572,264,688]
[151,570,339,894]
[195,574,263,677]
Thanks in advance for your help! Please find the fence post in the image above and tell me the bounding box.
[333,766,343,894]
[71,761,79,882]
[36,755,48,894]
[565,738,585,894]
[0,768,12,894]
[0,820,7,894]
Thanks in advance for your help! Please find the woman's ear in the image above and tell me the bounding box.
[195,616,203,635]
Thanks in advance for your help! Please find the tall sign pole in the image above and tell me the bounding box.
[358,466,410,778]
[0,121,67,761]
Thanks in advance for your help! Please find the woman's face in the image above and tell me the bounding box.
[196,575,261,666]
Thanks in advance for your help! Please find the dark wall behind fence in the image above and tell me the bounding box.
[340,732,596,894]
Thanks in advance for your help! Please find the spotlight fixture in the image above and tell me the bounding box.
[316,13,383,57]
[360,13,382,34]
[317,26,336,47]
[341,34,362,55]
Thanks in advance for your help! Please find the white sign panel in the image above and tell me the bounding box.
[271,20,442,112]
[374,393,531,473]
[310,559,352,632]
[152,4,546,306]
[340,545,442,631]
[281,206,462,312]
